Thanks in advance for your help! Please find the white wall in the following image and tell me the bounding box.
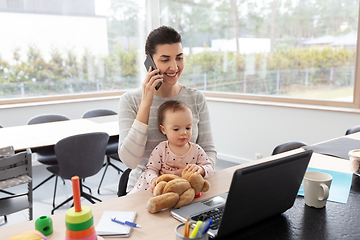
[1,97,359,164]
[207,100,360,163]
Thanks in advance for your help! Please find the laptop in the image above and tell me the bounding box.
[171,150,313,239]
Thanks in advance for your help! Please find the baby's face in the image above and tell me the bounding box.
[160,108,192,147]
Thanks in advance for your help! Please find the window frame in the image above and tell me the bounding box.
[1,0,360,110]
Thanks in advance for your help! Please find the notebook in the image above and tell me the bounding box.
[171,150,313,239]
[95,211,137,237]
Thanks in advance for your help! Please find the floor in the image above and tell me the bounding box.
[0,158,238,228]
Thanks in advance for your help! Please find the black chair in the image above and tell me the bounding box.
[117,168,131,197]
[272,141,307,155]
[83,109,124,194]
[345,125,360,135]
[28,114,69,192]
[48,132,109,214]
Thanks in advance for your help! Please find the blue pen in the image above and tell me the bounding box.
[110,217,142,228]
[200,218,213,236]
[196,222,206,237]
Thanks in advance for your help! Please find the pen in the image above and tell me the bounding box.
[184,217,190,237]
[196,218,212,238]
[190,221,202,238]
[196,222,206,238]
[200,218,213,236]
[110,217,142,228]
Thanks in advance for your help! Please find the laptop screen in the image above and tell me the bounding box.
[217,150,312,237]
[171,150,313,239]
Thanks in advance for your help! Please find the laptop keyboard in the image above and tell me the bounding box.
[190,206,225,230]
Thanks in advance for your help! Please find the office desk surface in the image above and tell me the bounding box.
[0,149,356,240]
[0,163,234,240]
[0,115,119,151]
[221,175,360,240]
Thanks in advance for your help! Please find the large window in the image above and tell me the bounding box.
[160,0,360,108]
[1,0,360,109]
[0,0,145,100]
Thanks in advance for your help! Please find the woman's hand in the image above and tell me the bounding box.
[141,67,163,106]
[160,161,186,177]
[184,164,205,177]
[136,67,163,124]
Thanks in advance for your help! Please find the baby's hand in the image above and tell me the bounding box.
[185,164,205,177]
[150,177,158,193]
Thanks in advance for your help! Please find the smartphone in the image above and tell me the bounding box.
[144,55,162,90]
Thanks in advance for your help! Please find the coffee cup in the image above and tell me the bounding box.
[303,171,332,208]
[348,149,360,176]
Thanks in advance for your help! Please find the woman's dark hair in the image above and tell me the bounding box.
[145,26,182,56]
[158,100,191,133]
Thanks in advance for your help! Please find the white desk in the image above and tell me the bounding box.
[0,115,118,151]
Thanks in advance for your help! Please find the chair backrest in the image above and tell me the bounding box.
[0,149,33,220]
[28,114,70,125]
[83,109,117,119]
[28,114,70,155]
[28,114,69,125]
[272,141,307,155]
[345,125,360,135]
[55,132,109,180]
[0,149,32,182]
[118,168,131,197]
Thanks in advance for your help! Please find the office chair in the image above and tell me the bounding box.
[0,149,33,224]
[117,168,131,197]
[345,125,360,135]
[47,132,109,214]
[83,109,124,194]
[272,141,307,155]
[28,114,69,193]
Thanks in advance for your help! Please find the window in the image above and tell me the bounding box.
[159,0,360,108]
[0,0,145,101]
[1,0,360,109]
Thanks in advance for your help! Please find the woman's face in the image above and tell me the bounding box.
[152,42,184,87]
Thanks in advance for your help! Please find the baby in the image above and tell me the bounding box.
[129,100,214,194]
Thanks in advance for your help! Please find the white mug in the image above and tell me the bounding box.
[303,171,333,208]
[348,149,360,176]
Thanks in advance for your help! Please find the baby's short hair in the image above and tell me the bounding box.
[157,100,192,131]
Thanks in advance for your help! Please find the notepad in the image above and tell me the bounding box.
[95,211,137,237]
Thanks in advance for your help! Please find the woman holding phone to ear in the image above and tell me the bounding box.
[118,26,217,193]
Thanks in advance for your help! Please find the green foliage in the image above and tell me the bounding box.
[265,47,355,70]
[104,44,137,78]
[0,42,356,97]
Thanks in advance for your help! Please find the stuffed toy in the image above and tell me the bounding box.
[146,169,211,213]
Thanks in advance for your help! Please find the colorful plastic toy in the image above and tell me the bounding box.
[65,176,97,240]
[35,215,53,236]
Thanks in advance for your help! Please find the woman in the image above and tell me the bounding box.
[118,26,217,193]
